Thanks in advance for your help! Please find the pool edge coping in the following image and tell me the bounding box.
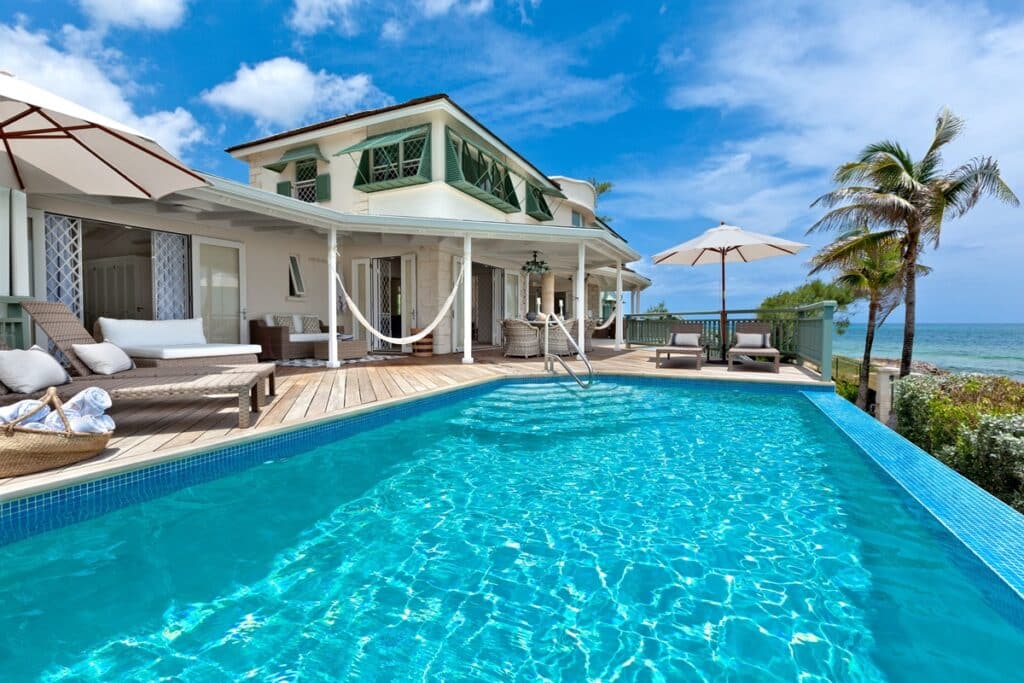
[802,390,1024,601]
[0,369,830,505]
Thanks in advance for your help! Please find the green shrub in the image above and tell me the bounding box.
[893,374,1024,511]
[834,376,859,403]
[893,374,1024,453]
[938,414,1024,510]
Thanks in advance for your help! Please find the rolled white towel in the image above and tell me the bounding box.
[41,411,115,434]
[60,387,112,418]
[0,399,50,425]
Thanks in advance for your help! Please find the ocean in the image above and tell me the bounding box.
[832,323,1024,380]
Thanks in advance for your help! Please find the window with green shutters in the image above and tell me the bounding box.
[525,183,554,221]
[444,129,521,213]
[267,144,330,203]
[350,126,431,192]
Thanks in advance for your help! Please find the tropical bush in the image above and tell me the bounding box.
[893,374,1024,510]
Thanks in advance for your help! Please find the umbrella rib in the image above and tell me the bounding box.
[1,136,25,190]
[689,248,710,267]
[95,124,207,185]
[653,251,678,265]
[1,124,94,138]
[767,244,797,255]
[33,110,152,198]
[0,106,39,130]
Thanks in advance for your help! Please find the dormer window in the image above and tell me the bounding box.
[335,125,432,192]
[264,144,331,203]
[571,210,584,227]
[444,128,520,213]
[525,183,554,221]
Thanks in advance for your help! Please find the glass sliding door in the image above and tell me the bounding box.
[192,237,246,343]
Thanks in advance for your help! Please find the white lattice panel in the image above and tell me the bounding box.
[44,213,83,317]
[152,231,189,320]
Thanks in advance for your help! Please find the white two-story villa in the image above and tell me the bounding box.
[1,93,650,363]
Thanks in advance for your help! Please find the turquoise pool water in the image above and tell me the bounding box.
[2,380,1023,681]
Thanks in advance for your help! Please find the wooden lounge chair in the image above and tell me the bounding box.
[21,301,274,389]
[655,322,705,369]
[727,321,780,373]
[0,368,269,428]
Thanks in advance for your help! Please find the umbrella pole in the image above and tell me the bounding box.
[720,252,728,361]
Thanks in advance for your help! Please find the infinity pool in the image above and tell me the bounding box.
[2,379,1023,680]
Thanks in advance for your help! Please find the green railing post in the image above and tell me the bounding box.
[819,301,835,382]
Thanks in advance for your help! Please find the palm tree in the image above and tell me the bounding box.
[587,177,614,223]
[810,108,1018,377]
[810,227,926,409]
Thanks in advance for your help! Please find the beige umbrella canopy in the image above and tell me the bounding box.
[0,71,206,198]
[653,222,809,358]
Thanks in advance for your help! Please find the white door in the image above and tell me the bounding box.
[400,253,417,353]
[192,237,246,343]
[350,257,371,350]
[451,254,464,353]
[492,267,504,346]
[504,272,521,321]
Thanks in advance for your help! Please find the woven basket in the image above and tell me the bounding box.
[0,387,112,478]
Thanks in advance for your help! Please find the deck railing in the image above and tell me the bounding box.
[624,300,837,381]
[0,296,31,350]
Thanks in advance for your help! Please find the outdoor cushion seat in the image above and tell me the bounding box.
[118,343,263,360]
[288,332,354,343]
[654,322,705,370]
[727,322,780,373]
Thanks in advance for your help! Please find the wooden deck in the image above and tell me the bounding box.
[0,343,826,501]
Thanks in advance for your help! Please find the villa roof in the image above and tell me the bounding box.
[225,93,562,191]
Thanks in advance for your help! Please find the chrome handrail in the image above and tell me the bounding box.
[542,317,594,388]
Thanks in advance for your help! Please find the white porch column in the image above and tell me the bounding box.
[614,261,624,351]
[462,235,473,364]
[327,227,340,368]
[576,242,586,353]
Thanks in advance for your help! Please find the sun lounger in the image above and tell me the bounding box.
[727,321,780,373]
[655,322,705,369]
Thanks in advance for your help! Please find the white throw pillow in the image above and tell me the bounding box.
[71,342,134,375]
[0,345,70,394]
[735,332,769,348]
[670,332,700,347]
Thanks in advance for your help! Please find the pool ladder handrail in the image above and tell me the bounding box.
[542,317,594,388]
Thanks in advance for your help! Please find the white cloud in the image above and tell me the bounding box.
[289,0,361,36]
[201,57,392,129]
[380,18,406,41]
[0,22,203,156]
[416,0,492,18]
[76,0,189,30]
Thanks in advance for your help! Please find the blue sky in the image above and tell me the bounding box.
[3,0,1023,322]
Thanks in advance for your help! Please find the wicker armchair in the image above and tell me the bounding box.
[584,319,596,353]
[249,319,339,361]
[545,319,577,356]
[502,320,540,358]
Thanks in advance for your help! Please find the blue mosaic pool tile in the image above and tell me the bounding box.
[803,390,1024,600]
[0,375,826,546]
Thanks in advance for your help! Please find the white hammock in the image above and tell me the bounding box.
[594,300,621,330]
[334,266,465,346]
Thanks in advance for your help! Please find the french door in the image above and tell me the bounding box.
[192,236,246,343]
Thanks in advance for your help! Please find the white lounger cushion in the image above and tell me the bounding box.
[735,332,772,349]
[99,317,207,347]
[288,332,355,343]
[118,343,262,360]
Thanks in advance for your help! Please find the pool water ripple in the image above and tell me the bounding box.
[2,380,1023,681]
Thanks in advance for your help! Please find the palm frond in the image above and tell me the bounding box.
[943,156,1020,217]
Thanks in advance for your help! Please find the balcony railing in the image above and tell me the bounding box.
[0,296,31,350]
[624,301,836,381]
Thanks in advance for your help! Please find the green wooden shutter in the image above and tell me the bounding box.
[315,174,331,201]
[445,132,462,182]
[355,151,371,186]
[276,180,292,196]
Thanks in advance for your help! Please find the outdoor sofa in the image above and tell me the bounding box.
[727,321,781,373]
[91,316,262,368]
[654,322,706,369]
[249,314,364,361]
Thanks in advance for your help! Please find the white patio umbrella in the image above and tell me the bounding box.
[653,222,809,358]
[0,71,206,198]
